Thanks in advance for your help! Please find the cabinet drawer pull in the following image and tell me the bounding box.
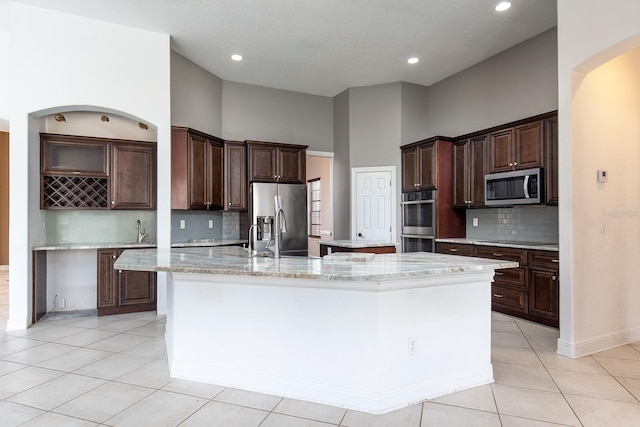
[492,253,503,257]
[493,293,504,298]
[449,249,458,252]
[494,272,504,276]
[552,259,559,263]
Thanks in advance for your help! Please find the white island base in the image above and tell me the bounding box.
[165,269,495,414]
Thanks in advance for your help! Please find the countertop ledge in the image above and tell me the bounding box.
[33,239,247,251]
[436,238,559,252]
[114,246,518,281]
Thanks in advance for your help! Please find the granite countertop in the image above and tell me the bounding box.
[33,239,247,251]
[33,242,158,251]
[170,239,247,248]
[436,238,559,252]
[319,240,397,249]
[114,246,517,281]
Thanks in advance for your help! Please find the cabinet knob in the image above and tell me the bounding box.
[552,275,557,280]
[118,270,122,274]
[111,201,115,205]
[228,202,232,206]
[513,161,518,166]
[112,255,116,259]
[509,162,513,167]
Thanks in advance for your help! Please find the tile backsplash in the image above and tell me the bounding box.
[171,210,243,243]
[465,206,558,243]
[45,211,157,244]
[44,210,244,244]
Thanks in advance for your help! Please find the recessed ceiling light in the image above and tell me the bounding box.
[495,1,511,12]
[231,54,243,61]
[408,57,419,64]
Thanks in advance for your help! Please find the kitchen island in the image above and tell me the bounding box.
[115,246,517,414]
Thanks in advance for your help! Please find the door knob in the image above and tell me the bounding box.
[357,232,364,238]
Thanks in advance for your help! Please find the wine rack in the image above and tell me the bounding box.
[42,176,108,209]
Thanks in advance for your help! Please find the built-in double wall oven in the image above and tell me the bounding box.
[401,190,436,252]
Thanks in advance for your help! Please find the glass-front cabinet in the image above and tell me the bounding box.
[41,136,109,176]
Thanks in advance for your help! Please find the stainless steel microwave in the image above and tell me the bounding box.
[484,167,543,206]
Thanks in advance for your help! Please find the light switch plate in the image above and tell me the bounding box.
[180,219,185,229]
[208,220,213,229]
[472,218,479,227]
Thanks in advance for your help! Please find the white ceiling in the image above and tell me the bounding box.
[4,0,557,97]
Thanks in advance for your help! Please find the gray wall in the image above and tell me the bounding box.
[426,28,558,136]
[171,51,223,136]
[332,89,350,239]
[348,83,402,168]
[222,81,333,151]
[400,82,429,144]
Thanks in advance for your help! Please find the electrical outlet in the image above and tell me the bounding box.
[56,297,66,309]
[473,218,479,227]
[408,337,417,355]
[208,220,213,229]
[180,219,186,229]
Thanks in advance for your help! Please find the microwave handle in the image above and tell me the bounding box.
[523,175,530,199]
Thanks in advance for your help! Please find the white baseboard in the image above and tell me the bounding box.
[557,326,640,358]
[171,359,493,414]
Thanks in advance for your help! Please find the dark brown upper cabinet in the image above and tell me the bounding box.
[224,140,247,211]
[545,117,559,205]
[401,139,441,192]
[171,127,224,210]
[453,135,487,208]
[110,142,156,210]
[40,133,156,210]
[246,141,307,184]
[489,121,544,173]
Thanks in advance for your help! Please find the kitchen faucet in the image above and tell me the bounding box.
[136,219,147,243]
[272,206,287,259]
[247,224,259,257]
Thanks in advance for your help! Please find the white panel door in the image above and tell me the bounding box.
[354,170,392,242]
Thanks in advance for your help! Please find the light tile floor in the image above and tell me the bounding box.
[2,269,640,426]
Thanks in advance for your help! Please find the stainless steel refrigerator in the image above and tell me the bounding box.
[249,183,308,256]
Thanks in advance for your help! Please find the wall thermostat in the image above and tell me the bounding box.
[597,170,608,183]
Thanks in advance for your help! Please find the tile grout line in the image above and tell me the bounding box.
[590,353,640,405]
[513,320,585,427]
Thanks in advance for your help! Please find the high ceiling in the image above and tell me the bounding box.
[3,0,557,97]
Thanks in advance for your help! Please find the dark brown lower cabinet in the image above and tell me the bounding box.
[436,242,558,328]
[527,250,559,327]
[97,249,156,316]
